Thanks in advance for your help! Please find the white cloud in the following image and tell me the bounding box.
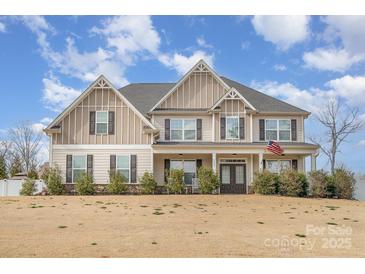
[158,50,214,75]
[325,75,365,106]
[31,123,46,134]
[40,117,53,124]
[303,48,362,72]
[196,36,213,49]
[303,16,365,72]
[273,64,287,71]
[0,22,6,32]
[358,140,365,146]
[42,75,81,112]
[251,16,310,50]
[241,41,250,50]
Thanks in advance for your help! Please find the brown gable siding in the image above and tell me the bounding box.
[53,86,151,145]
[159,72,227,109]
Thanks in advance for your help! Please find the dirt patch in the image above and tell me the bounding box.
[0,195,364,257]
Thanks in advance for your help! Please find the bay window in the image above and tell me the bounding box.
[170,119,196,141]
[265,119,291,141]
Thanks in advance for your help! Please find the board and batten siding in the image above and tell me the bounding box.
[153,115,212,142]
[252,115,304,142]
[159,72,228,109]
[52,146,153,184]
[52,86,152,145]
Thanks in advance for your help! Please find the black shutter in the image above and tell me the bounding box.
[262,159,266,170]
[66,155,72,183]
[259,119,265,141]
[196,159,202,173]
[197,119,202,140]
[108,111,115,135]
[130,155,137,183]
[220,117,226,140]
[164,159,170,183]
[291,119,297,141]
[165,119,170,140]
[292,159,298,171]
[89,111,96,135]
[239,118,245,140]
[110,155,116,176]
[87,155,93,177]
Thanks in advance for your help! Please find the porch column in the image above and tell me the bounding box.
[212,152,217,173]
[311,153,317,172]
[259,153,263,172]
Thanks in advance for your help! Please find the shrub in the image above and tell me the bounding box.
[75,173,95,195]
[20,178,36,196]
[197,166,219,194]
[332,167,356,199]
[0,156,7,179]
[43,165,65,195]
[279,169,308,197]
[252,170,279,195]
[107,171,128,194]
[308,170,330,198]
[166,168,185,194]
[27,168,39,180]
[140,172,158,194]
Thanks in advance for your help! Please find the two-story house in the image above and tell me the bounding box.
[44,60,319,194]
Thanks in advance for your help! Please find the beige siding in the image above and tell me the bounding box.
[159,72,228,109]
[52,86,151,145]
[154,154,212,184]
[52,146,152,184]
[252,115,304,142]
[153,114,212,142]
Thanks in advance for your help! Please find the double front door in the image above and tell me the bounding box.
[220,164,246,194]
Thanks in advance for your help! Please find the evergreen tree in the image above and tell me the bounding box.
[10,155,22,177]
[0,156,7,179]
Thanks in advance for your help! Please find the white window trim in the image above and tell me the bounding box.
[72,154,87,183]
[265,159,292,173]
[265,119,291,141]
[96,110,109,135]
[226,116,240,140]
[170,159,197,184]
[116,154,131,183]
[170,118,197,141]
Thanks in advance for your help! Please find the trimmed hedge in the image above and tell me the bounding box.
[197,166,219,194]
[279,169,308,197]
[166,168,185,194]
[75,173,95,195]
[252,170,279,195]
[140,172,158,194]
[107,171,128,194]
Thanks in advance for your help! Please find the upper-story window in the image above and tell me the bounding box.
[265,119,291,141]
[96,111,108,134]
[170,119,196,141]
[226,116,239,139]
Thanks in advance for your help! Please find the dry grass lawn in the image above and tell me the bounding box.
[0,195,364,257]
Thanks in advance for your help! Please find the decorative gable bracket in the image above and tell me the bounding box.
[209,87,257,112]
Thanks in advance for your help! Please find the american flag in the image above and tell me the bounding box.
[266,140,284,155]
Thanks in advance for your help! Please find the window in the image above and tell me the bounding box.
[226,116,239,139]
[96,111,108,134]
[170,160,196,185]
[72,155,86,182]
[266,160,291,173]
[170,119,196,141]
[265,119,291,141]
[116,155,130,182]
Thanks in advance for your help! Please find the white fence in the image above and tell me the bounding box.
[0,179,46,197]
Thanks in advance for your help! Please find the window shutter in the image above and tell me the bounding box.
[239,118,245,140]
[66,155,72,183]
[110,155,116,176]
[197,119,202,140]
[291,119,297,141]
[108,111,115,135]
[196,159,202,173]
[262,159,266,170]
[165,119,170,140]
[87,155,93,177]
[89,111,96,135]
[259,119,265,141]
[292,159,298,171]
[220,117,226,140]
[164,159,170,183]
[130,155,137,183]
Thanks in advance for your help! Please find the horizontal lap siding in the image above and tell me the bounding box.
[252,115,304,142]
[52,147,152,184]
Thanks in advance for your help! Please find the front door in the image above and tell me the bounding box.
[220,164,246,194]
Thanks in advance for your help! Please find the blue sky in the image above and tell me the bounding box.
[0,16,364,171]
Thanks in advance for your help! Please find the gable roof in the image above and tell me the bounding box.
[220,77,310,114]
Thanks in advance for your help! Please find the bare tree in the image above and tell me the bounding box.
[0,140,11,159]
[8,121,43,173]
[311,99,364,174]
